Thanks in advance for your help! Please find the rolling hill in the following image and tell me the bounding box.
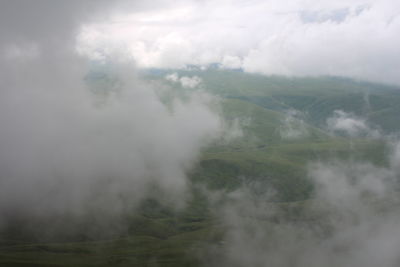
[0,69,397,266]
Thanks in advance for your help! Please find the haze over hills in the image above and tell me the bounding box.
[2,0,400,266]
[148,68,400,134]
[1,68,397,266]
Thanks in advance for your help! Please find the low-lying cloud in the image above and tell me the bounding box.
[165,72,203,88]
[205,141,400,267]
[0,1,223,231]
[279,109,309,140]
[326,110,381,137]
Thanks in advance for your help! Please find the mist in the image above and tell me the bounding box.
[326,110,381,138]
[279,109,309,140]
[0,1,224,239]
[1,1,400,266]
[201,139,400,267]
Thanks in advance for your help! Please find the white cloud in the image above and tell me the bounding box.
[165,72,179,82]
[165,72,202,88]
[179,75,202,88]
[326,110,381,137]
[77,0,400,85]
[221,55,242,69]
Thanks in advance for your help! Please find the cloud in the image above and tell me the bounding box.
[279,109,309,140]
[203,141,400,267]
[180,75,202,88]
[165,72,203,88]
[0,58,221,216]
[0,0,223,232]
[221,55,243,69]
[77,0,400,85]
[165,72,179,82]
[300,7,351,24]
[326,110,381,137]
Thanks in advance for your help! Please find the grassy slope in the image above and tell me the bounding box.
[0,70,394,266]
[154,69,400,132]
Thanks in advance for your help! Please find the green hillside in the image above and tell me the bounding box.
[150,69,400,132]
[0,70,396,266]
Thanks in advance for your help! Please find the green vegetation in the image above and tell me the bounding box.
[1,70,396,266]
[150,69,400,132]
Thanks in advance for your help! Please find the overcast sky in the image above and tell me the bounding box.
[72,0,400,85]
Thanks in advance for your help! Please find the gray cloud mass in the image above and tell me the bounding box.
[0,0,222,224]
